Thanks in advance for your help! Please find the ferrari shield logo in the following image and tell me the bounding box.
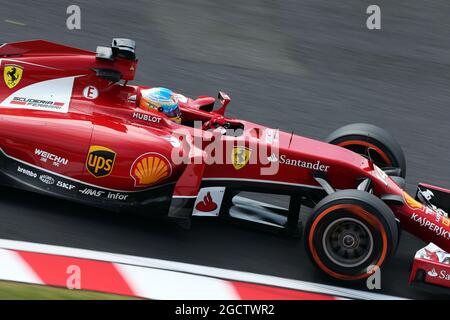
[231,147,251,170]
[3,65,23,89]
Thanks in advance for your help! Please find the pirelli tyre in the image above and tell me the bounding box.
[304,190,398,281]
[326,123,406,178]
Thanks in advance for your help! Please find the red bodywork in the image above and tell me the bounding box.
[0,40,449,255]
[410,243,450,290]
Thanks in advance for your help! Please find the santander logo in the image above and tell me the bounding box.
[192,187,225,217]
[195,192,217,212]
[427,268,438,277]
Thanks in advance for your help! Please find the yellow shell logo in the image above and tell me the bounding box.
[131,153,172,187]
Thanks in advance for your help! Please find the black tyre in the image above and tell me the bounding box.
[304,190,398,281]
[326,123,406,178]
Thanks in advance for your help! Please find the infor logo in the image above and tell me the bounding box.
[85,145,116,178]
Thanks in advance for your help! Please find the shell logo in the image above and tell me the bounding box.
[130,153,172,187]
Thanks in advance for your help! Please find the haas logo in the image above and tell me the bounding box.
[195,192,218,212]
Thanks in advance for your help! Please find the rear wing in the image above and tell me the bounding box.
[0,40,93,57]
[0,38,138,82]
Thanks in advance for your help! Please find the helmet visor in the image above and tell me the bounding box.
[161,104,181,118]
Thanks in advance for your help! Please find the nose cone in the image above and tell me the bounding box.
[285,133,370,170]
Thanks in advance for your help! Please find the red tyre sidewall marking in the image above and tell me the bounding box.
[308,203,388,280]
[337,140,393,167]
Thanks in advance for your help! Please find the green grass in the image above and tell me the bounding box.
[0,281,138,300]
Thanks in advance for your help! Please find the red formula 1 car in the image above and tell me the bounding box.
[0,38,449,288]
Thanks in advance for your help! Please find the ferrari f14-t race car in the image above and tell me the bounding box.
[0,38,449,290]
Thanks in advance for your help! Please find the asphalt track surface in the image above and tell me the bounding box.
[1,0,450,299]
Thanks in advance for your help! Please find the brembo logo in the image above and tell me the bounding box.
[17,166,37,178]
[85,146,116,178]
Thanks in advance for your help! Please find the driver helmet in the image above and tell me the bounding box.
[139,87,181,124]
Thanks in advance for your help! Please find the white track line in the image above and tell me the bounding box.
[0,239,404,300]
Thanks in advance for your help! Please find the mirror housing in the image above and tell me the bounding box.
[96,38,136,61]
[215,91,230,115]
[111,38,136,61]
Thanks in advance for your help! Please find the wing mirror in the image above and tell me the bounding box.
[215,91,230,115]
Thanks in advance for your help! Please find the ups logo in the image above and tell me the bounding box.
[85,146,116,178]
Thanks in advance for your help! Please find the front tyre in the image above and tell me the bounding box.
[326,123,406,178]
[304,190,398,281]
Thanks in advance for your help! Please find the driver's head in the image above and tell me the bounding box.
[139,87,181,124]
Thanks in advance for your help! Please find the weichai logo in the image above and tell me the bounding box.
[85,146,116,178]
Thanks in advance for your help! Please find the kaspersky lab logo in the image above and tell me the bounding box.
[85,146,116,178]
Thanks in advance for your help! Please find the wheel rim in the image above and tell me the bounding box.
[337,140,393,168]
[322,217,374,268]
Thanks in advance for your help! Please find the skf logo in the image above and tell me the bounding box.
[231,147,251,170]
[3,65,23,89]
[130,153,172,187]
[85,146,116,178]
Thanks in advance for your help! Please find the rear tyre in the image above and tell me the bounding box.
[326,123,406,178]
[304,190,398,281]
